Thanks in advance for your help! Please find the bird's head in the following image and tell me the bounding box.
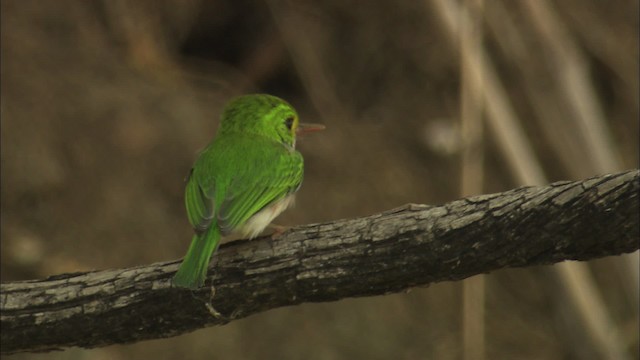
[219,94,324,148]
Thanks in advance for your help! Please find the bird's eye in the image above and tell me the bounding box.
[285,116,295,130]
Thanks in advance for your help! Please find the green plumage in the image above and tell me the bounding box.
[173,94,316,289]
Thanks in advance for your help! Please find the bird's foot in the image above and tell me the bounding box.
[204,285,225,320]
[268,223,291,239]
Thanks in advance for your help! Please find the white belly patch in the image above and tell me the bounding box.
[238,194,296,238]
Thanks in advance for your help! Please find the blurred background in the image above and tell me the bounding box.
[1,0,638,359]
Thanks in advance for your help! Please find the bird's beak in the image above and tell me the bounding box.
[296,123,326,136]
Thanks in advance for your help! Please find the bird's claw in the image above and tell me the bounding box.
[204,285,225,319]
[269,224,291,239]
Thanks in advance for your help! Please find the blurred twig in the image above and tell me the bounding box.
[459,0,485,358]
[557,0,639,110]
[430,0,546,185]
[1,170,638,354]
[486,2,639,310]
[522,0,622,174]
[430,0,633,358]
[521,0,639,310]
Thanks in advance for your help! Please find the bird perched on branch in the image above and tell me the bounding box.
[173,94,325,289]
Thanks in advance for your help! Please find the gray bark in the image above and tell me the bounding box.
[1,170,638,354]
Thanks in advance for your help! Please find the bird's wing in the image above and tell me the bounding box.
[217,146,303,235]
[185,168,214,234]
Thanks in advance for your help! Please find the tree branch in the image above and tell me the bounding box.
[1,170,638,354]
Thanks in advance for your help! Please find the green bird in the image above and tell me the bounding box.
[173,94,324,289]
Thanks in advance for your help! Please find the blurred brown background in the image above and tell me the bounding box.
[1,0,638,359]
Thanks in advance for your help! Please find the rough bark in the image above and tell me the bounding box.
[1,170,638,354]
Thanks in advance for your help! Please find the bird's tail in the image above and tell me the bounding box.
[172,228,221,289]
